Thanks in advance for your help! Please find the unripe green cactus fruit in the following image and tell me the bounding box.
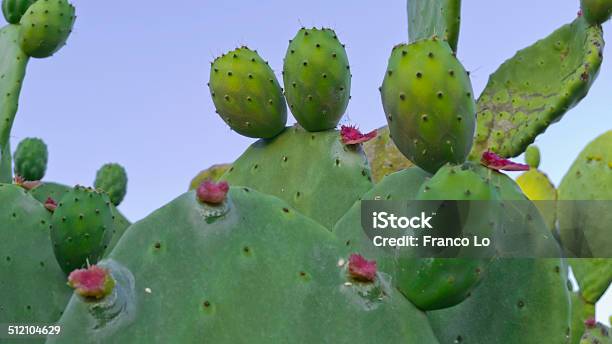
[13,137,47,181]
[525,145,541,169]
[283,27,351,131]
[581,0,612,25]
[50,186,115,275]
[18,0,75,58]
[381,39,476,174]
[209,47,286,138]
[94,163,127,206]
[1,0,36,24]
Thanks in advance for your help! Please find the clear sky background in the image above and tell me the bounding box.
[8,1,611,322]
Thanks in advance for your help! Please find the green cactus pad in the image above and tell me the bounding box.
[0,183,71,327]
[94,163,128,206]
[2,0,36,24]
[209,47,286,138]
[580,321,611,344]
[428,258,572,344]
[188,163,231,190]
[558,130,611,258]
[381,39,476,174]
[283,28,350,131]
[221,125,373,229]
[13,137,47,181]
[516,168,557,230]
[50,188,440,343]
[50,186,115,275]
[407,0,461,52]
[571,259,612,304]
[363,126,413,183]
[0,25,29,183]
[470,17,604,159]
[581,0,612,25]
[18,0,75,58]
[525,145,541,169]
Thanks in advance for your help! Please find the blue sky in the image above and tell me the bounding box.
[8,0,612,321]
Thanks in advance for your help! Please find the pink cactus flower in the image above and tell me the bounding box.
[196,180,229,204]
[67,265,115,299]
[481,151,529,172]
[44,197,57,212]
[348,254,377,282]
[340,125,377,145]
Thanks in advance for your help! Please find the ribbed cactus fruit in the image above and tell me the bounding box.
[18,0,75,58]
[407,0,461,52]
[558,130,611,257]
[428,258,572,344]
[580,320,611,344]
[581,0,612,25]
[94,163,127,206]
[0,25,29,183]
[208,47,286,138]
[2,0,36,24]
[13,137,47,181]
[221,124,373,229]
[188,163,231,190]
[50,186,115,275]
[363,126,413,182]
[470,17,604,159]
[0,183,71,327]
[282,28,351,131]
[50,188,440,343]
[380,39,476,174]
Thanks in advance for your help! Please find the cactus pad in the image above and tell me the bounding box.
[581,0,612,25]
[407,0,461,52]
[470,17,604,159]
[50,188,439,343]
[283,28,350,131]
[0,183,71,326]
[381,39,476,173]
[363,125,413,182]
[221,125,372,228]
[209,47,286,138]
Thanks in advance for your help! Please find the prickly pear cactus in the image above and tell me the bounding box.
[363,126,413,182]
[221,124,373,229]
[428,258,572,344]
[29,181,70,203]
[13,137,47,181]
[94,163,127,206]
[18,0,75,58]
[50,186,115,275]
[208,47,286,139]
[2,0,36,24]
[283,28,350,131]
[571,259,612,305]
[0,24,29,183]
[188,163,231,190]
[0,183,71,329]
[581,0,612,25]
[516,145,557,229]
[525,145,541,169]
[570,291,596,344]
[380,39,476,174]
[49,188,440,343]
[470,17,604,159]
[407,0,461,52]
